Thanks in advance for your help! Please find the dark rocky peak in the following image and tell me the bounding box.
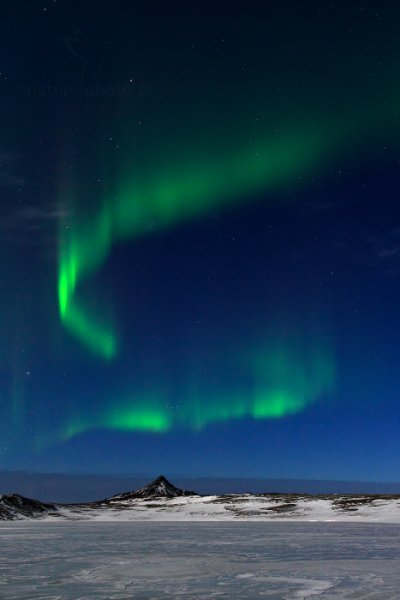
[109,475,197,501]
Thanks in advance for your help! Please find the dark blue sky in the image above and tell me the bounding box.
[1,1,400,482]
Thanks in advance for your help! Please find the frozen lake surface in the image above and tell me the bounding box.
[1,521,400,598]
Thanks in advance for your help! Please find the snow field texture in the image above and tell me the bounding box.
[1,521,400,599]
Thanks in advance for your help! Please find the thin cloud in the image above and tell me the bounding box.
[0,203,74,251]
[17,205,74,221]
[368,230,400,275]
[376,246,400,260]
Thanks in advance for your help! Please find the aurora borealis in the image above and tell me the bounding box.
[2,1,400,482]
[58,129,324,361]
[62,326,335,438]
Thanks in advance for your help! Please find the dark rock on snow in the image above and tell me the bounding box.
[108,475,197,501]
[0,493,55,520]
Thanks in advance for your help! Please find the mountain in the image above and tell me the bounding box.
[0,475,197,520]
[1,476,400,522]
[0,493,56,520]
[2,472,400,503]
[107,475,197,501]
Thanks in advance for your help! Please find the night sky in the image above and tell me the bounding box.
[1,1,400,481]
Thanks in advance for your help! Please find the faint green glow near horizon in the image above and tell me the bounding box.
[58,130,325,359]
[66,413,170,439]
[63,399,172,439]
[62,333,335,439]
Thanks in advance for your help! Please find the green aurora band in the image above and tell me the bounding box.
[62,331,335,439]
[58,95,398,362]
[59,97,395,436]
[58,128,325,360]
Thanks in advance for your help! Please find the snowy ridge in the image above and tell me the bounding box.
[2,476,400,522]
[0,493,56,520]
[56,492,400,523]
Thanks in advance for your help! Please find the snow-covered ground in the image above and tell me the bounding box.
[1,521,400,598]
[44,493,400,522]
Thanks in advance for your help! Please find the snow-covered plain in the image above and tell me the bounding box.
[45,492,400,522]
[1,521,400,598]
[2,481,400,598]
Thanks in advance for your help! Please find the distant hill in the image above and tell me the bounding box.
[0,493,56,520]
[1,470,400,503]
[2,475,400,522]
